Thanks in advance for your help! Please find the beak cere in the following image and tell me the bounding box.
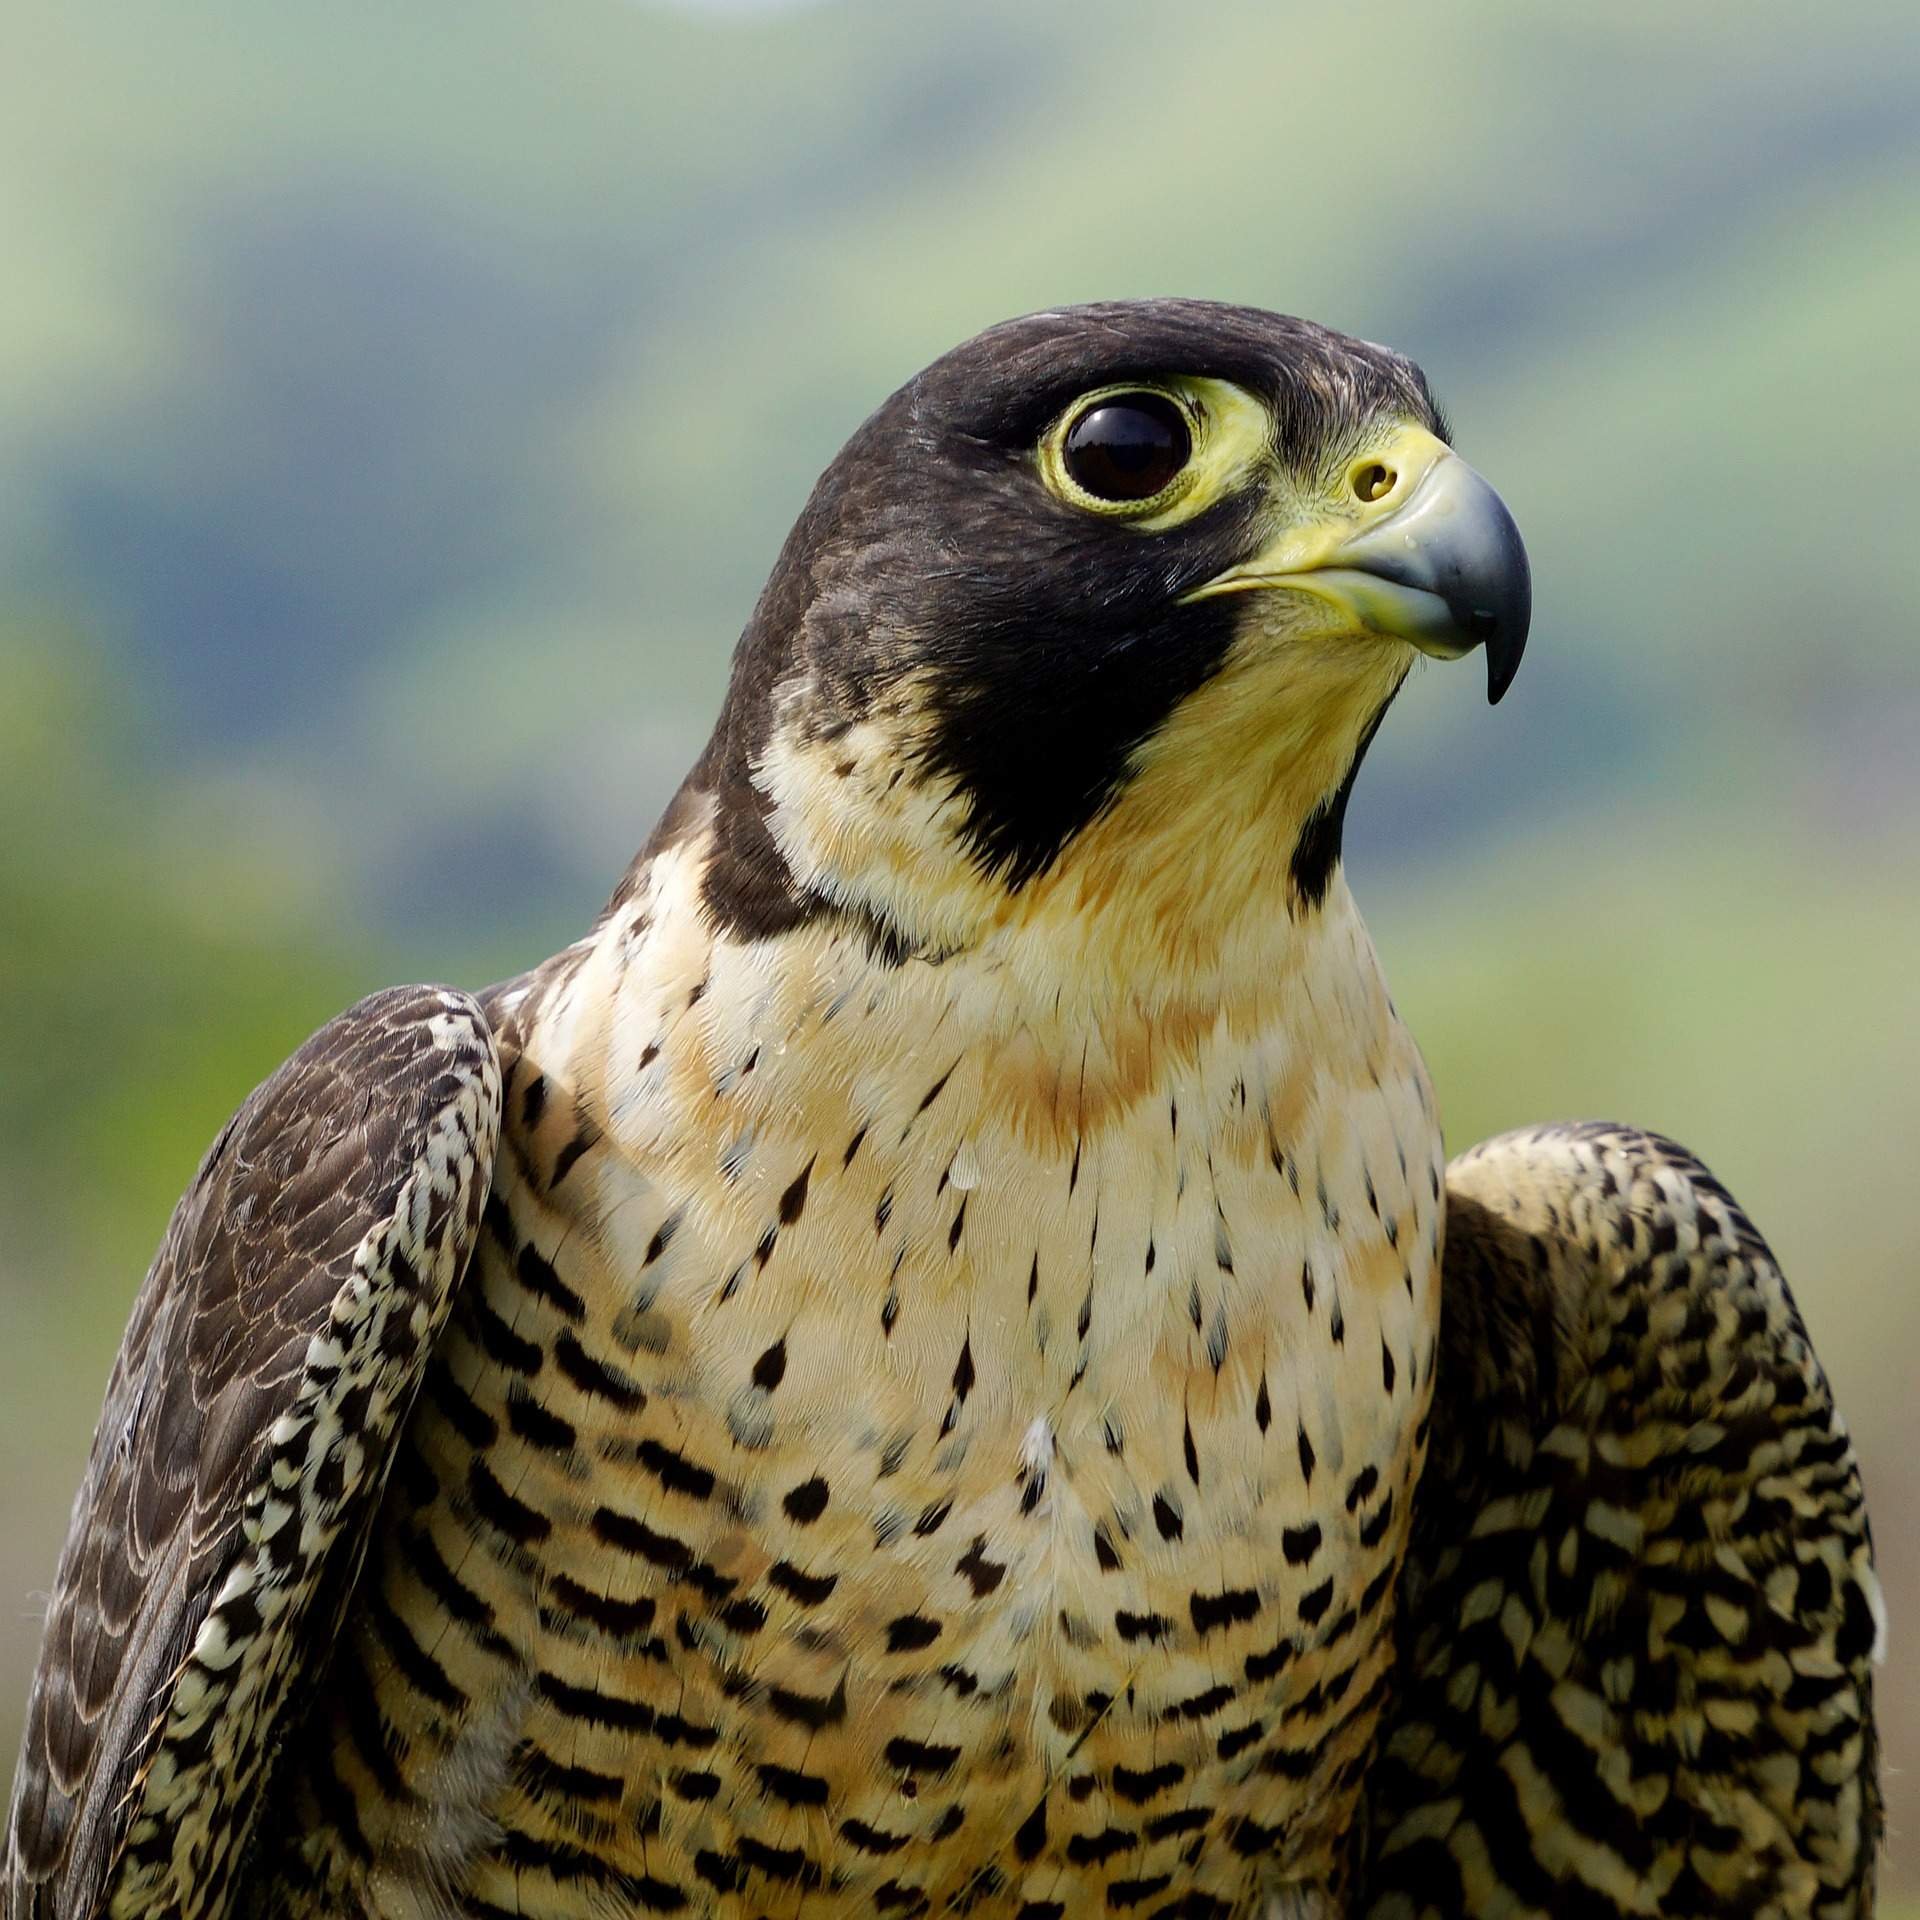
[1325,450,1532,703]
[1185,427,1533,703]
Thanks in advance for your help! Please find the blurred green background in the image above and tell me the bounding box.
[2,0,1914,1900]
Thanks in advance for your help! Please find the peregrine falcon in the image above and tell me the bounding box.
[3,302,1882,1919]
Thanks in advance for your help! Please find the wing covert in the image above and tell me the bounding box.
[3,985,502,1920]
[1357,1122,1882,1920]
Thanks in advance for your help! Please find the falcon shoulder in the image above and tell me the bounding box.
[3,985,502,1920]
[1357,1121,1883,1920]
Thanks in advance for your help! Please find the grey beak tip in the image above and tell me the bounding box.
[1487,640,1524,705]
[1474,509,1531,705]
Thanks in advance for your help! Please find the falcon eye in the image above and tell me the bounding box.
[1039,376,1263,526]
[1061,393,1193,504]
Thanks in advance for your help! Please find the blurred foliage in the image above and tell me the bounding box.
[1,0,1915,1894]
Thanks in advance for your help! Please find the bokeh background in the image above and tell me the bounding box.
[2,0,1915,1900]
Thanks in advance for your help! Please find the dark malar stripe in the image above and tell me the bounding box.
[1290,691,1398,910]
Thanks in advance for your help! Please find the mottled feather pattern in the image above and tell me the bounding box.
[3,988,501,1920]
[1355,1124,1882,1919]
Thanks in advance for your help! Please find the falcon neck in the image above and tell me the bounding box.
[557,811,1413,1175]
[727,621,1411,1005]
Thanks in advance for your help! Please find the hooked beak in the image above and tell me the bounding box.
[1183,426,1532,704]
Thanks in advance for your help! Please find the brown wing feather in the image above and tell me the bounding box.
[1355,1123,1883,1919]
[3,986,502,1920]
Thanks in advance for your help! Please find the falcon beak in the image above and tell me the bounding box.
[1183,425,1532,704]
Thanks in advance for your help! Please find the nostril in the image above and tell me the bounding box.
[1353,462,1396,504]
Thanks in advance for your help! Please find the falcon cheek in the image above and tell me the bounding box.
[1001,587,1413,955]
[751,675,1010,965]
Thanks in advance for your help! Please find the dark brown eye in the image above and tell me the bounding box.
[1062,392,1192,503]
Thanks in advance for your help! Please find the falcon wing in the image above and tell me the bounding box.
[1357,1123,1882,1920]
[3,985,502,1920]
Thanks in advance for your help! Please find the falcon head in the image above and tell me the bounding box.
[679,299,1529,967]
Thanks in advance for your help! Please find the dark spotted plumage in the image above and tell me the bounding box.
[1355,1125,1882,1918]
[3,989,500,1920]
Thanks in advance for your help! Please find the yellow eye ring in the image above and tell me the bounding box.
[1038,383,1201,519]
[1036,377,1270,530]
